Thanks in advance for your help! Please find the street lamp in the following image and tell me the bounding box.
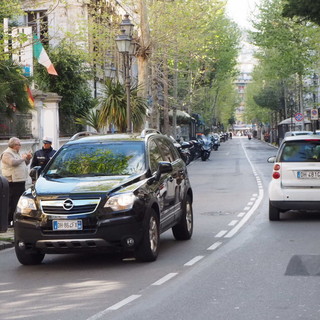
[115,15,135,133]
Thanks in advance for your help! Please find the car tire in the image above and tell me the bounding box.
[15,241,45,265]
[135,209,159,262]
[172,195,193,240]
[269,201,280,221]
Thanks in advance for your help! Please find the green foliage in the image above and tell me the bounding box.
[148,0,241,128]
[251,0,320,78]
[75,108,101,132]
[99,79,147,132]
[0,60,32,116]
[33,42,95,117]
[282,0,320,25]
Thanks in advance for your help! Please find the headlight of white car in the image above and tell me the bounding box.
[17,196,37,214]
[104,193,136,211]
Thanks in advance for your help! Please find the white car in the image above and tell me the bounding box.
[284,130,312,137]
[268,135,320,220]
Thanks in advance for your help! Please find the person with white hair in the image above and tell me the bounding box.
[30,136,56,173]
[0,137,32,225]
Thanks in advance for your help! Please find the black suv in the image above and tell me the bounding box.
[14,130,193,265]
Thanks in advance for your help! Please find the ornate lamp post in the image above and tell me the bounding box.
[115,15,135,133]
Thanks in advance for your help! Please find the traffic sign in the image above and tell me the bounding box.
[295,113,304,121]
[311,108,318,120]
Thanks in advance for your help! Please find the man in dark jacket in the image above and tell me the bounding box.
[30,136,56,173]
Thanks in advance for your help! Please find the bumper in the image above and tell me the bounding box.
[270,200,320,211]
[14,216,144,254]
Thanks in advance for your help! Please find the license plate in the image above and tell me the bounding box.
[297,171,320,179]
[53,220,83,231]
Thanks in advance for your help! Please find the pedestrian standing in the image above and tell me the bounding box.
[30,136,56,173]
[0,137,32,226]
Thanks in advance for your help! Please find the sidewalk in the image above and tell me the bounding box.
[0,229,14,250]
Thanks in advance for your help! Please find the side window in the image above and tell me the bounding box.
[157,138,180,162]
[148,140,164,173]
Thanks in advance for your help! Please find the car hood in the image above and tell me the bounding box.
[34,175,135,195]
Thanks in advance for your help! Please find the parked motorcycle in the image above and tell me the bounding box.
[170,137,191,165]
[189,140,202,161]
[199,137,211,161]
[211,134,220,151]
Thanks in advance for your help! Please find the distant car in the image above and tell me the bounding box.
[268,134,320,220]
[284,130,312,137]
[14,130,193,265]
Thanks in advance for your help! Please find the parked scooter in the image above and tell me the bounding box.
[189,140,202,161]
[211,134,220,151]
[199,137,211,161]
[169,137,191,165]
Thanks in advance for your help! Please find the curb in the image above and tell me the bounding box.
[0,241,14,250]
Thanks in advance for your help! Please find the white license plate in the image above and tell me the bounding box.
[297,171,320,179]
[53,220,83,231]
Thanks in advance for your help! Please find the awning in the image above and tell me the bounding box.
[279,117,311,125]
[168,110,195,123]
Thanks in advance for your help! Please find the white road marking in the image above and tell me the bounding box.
[237,212,246,217]
[215,230,228,238]
[228,220,238,226]
[207,241,222,251]
[224,139,264,238]
[243,206,250,211]
[152,273,178,286]
[184,256,204,266]
[87,295,141,319]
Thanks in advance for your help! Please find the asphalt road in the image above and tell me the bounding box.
[1,137,320,320]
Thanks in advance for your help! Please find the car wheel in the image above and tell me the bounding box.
[135,209,159,262]
[172,195,193,240]
[15,241,45,265]
[269,201,280,221]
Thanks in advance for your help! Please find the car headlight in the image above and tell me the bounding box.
[104,193,136,212]
[17,196,37,214]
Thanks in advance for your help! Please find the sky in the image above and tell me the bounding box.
[225,0,261,29]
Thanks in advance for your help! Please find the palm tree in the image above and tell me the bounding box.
[98,79,147,132]
[75,107,102,132]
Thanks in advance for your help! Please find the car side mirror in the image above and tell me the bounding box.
[149,161,173,184]
[267,156,276,163]
[29,166,42,181]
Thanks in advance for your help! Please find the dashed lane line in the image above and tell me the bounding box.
[152,273,178,286]
[184,256,204,266]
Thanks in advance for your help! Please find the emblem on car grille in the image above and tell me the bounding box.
[63,199,74,211]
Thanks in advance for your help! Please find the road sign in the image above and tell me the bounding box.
[295,113,304,121]
[311,109,318,120]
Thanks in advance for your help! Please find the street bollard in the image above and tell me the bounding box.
[0,175,9,232]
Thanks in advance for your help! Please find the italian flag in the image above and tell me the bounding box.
[33,34,58,76]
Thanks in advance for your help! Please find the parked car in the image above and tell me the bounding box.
[268,134,320,221]
[14,130,193,265]
[284,130,312,137]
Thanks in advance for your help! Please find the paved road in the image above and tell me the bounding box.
[2,137,319,320]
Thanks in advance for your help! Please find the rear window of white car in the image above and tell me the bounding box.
[280,140,320,162]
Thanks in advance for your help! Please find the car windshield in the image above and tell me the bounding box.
[45,141,146,177]
[280,140,320,162]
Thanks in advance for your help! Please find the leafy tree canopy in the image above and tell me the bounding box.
[282,0,320,25]
[0,60,33,116]
[34,41,95,117]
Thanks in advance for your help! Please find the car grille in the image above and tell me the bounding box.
[40,198,100,215]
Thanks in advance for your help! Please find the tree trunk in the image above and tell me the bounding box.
[163,61,169,135]
[137,0,151,98]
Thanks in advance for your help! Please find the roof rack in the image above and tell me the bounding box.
[140,128,161,138]
[69,131,99,141]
